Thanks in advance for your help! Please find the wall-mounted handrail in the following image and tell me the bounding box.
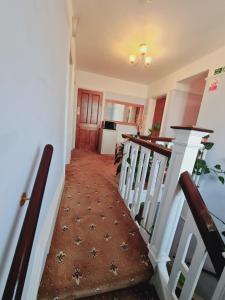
[3,144,53,300]
[179,171,225,278]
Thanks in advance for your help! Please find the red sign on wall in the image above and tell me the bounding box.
[209,79,219,92]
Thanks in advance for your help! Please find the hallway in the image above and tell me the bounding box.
[38,150,153,299]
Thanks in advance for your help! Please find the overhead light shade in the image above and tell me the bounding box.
[144,56,152,67]
[129,55,137,64]
[139,44,148,55]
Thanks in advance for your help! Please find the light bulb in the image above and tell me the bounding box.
[139,44,148,55]
[129,55,137,65]
[144,56,152,67]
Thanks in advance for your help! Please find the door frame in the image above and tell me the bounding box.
[64,38,76,165]
[151,95,167,138]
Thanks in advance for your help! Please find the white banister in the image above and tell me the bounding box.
[117,128,225,300]
[212,268,225,300]
[148,127,212,269]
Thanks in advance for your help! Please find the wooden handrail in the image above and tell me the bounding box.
[138,135,174,143]
[124,134,174,143]
[179,171,225,278]
[3,144,53,300]
[123,134,211,147]
[122,134,172,158]
[171,125,213,133]
[149,137,174,143]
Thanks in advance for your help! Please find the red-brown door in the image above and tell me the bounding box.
[76,88,103,151]
[151,96,166,138]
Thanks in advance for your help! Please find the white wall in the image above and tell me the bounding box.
[160,90,187,136]
[0,1,74,298]
[76,70,148,100]
[116,124,138,143]
[182,92,202,125]
[160,90,203,137]
[197,73,225,236]
[149,46,225,98]
[148,48,225,135]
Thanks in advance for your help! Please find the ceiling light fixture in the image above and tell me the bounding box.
[129,43,152,67]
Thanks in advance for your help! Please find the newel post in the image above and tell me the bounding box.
[148,126,213,268]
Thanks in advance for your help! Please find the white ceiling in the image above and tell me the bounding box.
[73,0,225,84]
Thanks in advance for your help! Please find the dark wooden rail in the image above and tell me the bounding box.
[123,134,174,143]
[122,134,172,158]
[179,171,225,278]
[139,135,174,143]
[3,144,53,300]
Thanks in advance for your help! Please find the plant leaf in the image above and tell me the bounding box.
[204,167,210,174]
[127,157,131,164]
[114,155,123,165]
[218,176,225,184]
[116,164,122,175]
[203,134,210,139]
[214,164,221,170]
[203,142,214,150]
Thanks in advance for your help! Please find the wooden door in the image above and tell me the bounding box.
[76,89,103,151]
[151,96,166,138]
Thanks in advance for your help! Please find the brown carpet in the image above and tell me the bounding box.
[38,150,153,299]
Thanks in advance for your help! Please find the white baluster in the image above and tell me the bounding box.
[212,267,225,300]
[124,142,139,207]
[168,211,207,300]
[140,152,168,243]
[130,147,150,219]
[119,140,131,198]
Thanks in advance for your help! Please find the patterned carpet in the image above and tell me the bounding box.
[38,150,153,299]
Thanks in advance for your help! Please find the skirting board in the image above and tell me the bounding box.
[22,173,65,300]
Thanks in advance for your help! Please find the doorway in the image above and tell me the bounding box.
[151,96,166,137]
[178,70,208,126]
[76,88,103,151]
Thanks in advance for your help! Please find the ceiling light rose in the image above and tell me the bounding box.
[144,56,152,67]
[129,54,137,65]
[139,43,148,55]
